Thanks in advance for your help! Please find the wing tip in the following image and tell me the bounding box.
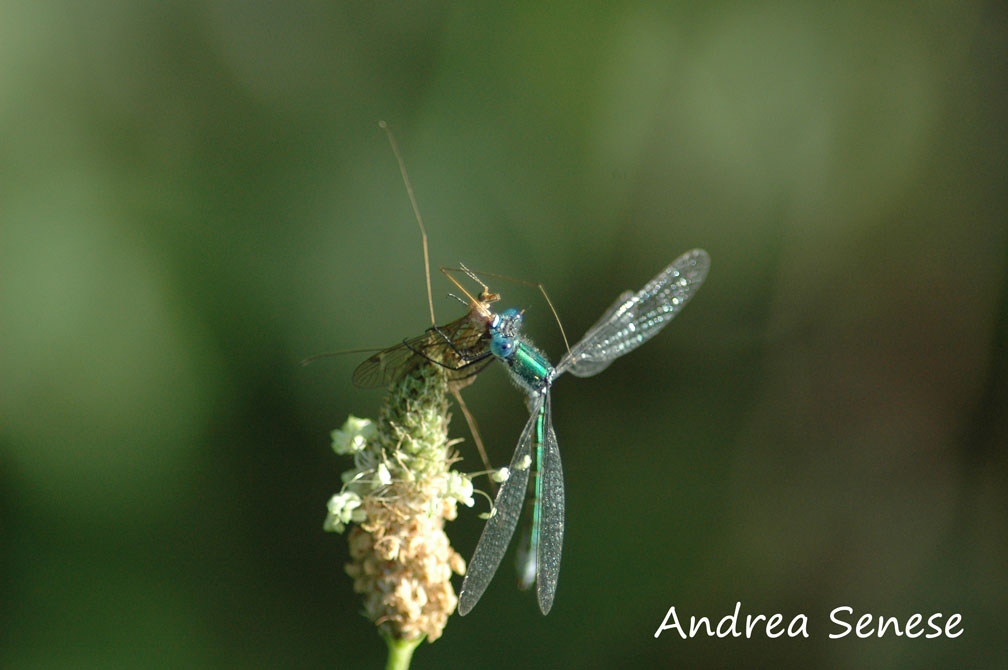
[456,587,478,616]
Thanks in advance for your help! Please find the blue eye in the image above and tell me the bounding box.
[491,334,514,359]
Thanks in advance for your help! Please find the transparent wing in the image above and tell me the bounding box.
[457,396,543,616]
[514,509,537,592]
[351,338,426,388]
[557,249,709,377]
[535,393,564,615]
[586,290,633,334]
[352,310,493,388]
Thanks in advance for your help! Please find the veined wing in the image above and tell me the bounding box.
[457,396,543,616]
[535,393,564,615]
[514,508,538,591]
[557,249,709,378]
[352,307,494,388]
[585,290,633,334]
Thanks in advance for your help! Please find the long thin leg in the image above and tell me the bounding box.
[437,266,495,323]
[400,327,491,370]
[380,120,435,325]
[451,387,493,484]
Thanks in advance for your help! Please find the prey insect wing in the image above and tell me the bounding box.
[352,304,495,389]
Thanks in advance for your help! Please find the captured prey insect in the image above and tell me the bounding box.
[457,249,710,616]
[352,263,571,390]
[351,269,500,391]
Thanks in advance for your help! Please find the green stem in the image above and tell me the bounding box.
[384,634,422,670]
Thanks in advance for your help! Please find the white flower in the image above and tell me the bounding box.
[331,415,377,455]
[323,491,365,533]
[445,471,474,507]
[375,462,392,487]
[491,467,510,483]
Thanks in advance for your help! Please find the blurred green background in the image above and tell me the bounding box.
[2,2,1006,668]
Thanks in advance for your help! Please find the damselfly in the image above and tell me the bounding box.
[457,249,710,615]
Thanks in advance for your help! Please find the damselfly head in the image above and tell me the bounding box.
[492,307,524,338]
